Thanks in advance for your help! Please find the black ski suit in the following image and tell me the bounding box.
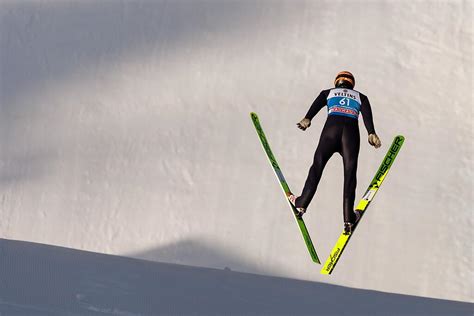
[295,88,376,223]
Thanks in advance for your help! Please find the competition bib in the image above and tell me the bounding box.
[327,88,361,119]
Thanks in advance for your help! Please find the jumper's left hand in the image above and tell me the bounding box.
[368,133,381,148]
[297,118,311,131]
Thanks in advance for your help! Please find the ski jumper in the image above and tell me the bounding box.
[295,88,376,223]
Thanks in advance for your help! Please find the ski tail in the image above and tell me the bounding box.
[321,135,405,275]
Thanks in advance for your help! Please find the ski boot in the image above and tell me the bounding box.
[344,222,355,235]
[287,193,306,218]
[344,210,363,234]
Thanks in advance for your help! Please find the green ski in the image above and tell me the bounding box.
[250,112,320,264]
[321,135,405,274]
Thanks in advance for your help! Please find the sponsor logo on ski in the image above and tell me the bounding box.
[255,124,280,171]
[370,136,403,188]
[325,248,341,272]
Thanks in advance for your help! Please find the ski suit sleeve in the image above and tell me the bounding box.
[360,94,376,135]
[304,90,329,120]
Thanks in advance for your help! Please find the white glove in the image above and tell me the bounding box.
[297,118,311,131]
[368,133,382,148]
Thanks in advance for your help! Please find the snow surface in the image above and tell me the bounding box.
[1,238,473,315]
[0,0,472,308]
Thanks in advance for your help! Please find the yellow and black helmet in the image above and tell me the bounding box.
[334,71,355,89]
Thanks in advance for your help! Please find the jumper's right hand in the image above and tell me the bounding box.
[297,118,311,131]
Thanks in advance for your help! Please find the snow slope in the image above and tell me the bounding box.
[1,238,473,315]
[0,0,472,304]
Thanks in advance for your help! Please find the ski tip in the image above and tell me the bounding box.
[250,112,259,124]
